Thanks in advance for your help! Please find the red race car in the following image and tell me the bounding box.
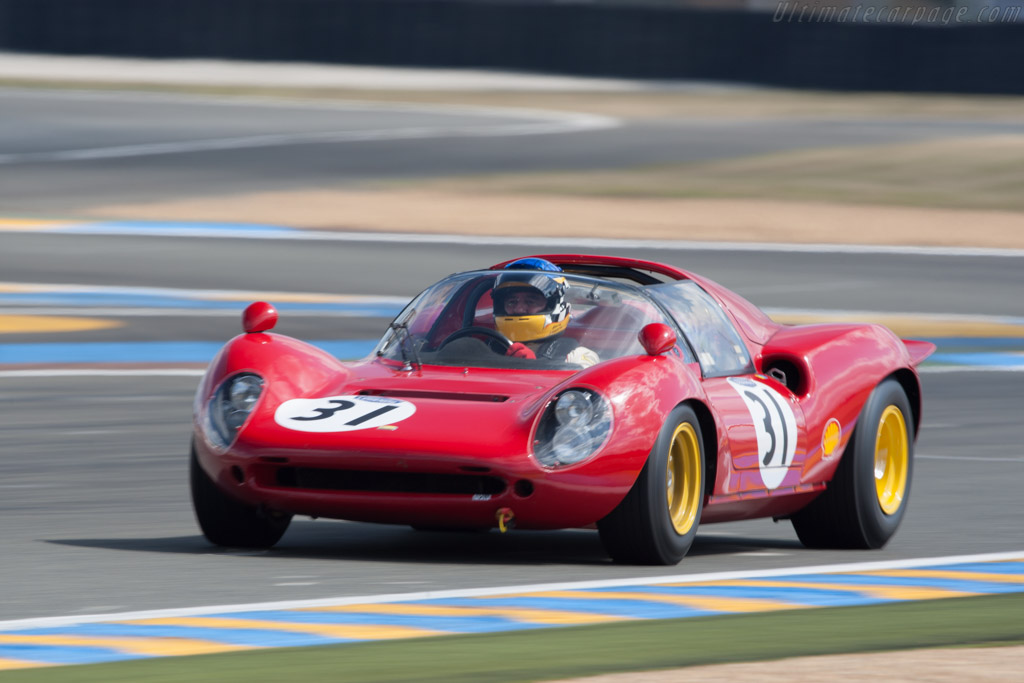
[191,254,934,564]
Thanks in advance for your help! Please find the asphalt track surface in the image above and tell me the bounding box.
[5,86,1024,212]
[1,86,1022,624]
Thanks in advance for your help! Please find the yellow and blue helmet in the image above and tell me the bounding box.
[492,258,570,342]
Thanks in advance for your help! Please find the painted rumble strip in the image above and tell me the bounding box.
[0,340,377,365]
[0,552,1022,671]
[0,282,408,317]
[2,282,1023,371]
[0,282,400,365]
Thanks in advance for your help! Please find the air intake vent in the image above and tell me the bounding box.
[275,467,506,495]
[358,389,508,403]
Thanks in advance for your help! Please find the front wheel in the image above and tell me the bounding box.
[190,442,291,548]
[791,378,913,549]
[598,405,705,565]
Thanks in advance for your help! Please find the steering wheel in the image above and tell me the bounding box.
[438,326,512,354]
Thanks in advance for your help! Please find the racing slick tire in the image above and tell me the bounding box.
[190,442,291,549]
[598,404,705,565]
[791,378,913,549]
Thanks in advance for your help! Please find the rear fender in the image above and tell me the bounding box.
[759,323,923,486]
[759,323,913,401]
[902,339,936,367]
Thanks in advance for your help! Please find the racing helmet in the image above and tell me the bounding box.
[492,259,570,342]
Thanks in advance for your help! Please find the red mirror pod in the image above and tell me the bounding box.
[638,322,676,356]
[243,301,278,333]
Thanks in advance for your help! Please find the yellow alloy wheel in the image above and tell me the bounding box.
[874,406,909,516]
[666,423,702,535]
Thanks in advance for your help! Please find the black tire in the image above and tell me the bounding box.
[190,442,291,548]
[792,379,913,549]
[598,404,705,565]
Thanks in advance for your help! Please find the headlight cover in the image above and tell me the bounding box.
[207,373,264,449]
[533,388,612,468]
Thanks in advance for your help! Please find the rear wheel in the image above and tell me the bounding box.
[598,405,705,565]
[190,442,291,548]
[792,379,913,549]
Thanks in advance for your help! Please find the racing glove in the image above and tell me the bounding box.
[565,346,600,368]
[506,342,536,359]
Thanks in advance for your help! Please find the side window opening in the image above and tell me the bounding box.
[649,281,753,377]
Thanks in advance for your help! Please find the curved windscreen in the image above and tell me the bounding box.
[374,271,671,370]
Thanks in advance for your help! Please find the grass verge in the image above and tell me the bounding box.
[3,593,1023,683]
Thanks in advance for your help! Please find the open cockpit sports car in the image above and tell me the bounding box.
[191,254,934,565]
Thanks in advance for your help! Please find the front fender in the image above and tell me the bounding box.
[193,333,352,435]
[567,353,707,484]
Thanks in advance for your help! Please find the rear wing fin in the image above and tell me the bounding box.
[903,339,937,367]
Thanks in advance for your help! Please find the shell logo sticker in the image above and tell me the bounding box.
[275,395,415,433]
[728,377,798,490]
[822,418,842,459]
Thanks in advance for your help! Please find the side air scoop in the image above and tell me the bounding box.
[243,301,278,333]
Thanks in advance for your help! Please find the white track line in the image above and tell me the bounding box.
[0,280,410,304]
[0,369,206,378]
[19,227,1024,258]
[1,550,1021,632]
[0,91,618,164]
[918,454,1024,463]
[0,123,608,164]
[919,365,1024,373]
[765,308,1024,326]
[0,308,368,317]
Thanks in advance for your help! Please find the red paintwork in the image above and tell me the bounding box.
[242,301,278,333]
[638,323,677,356]
[193,254,935,533]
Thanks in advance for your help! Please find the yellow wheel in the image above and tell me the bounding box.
[791,378,914,549]
[874,406,909,515]
[666,423,702,535]
[598,404,705,565]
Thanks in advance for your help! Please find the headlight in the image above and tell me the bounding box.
[533,389,612,468]
[207,373,264,448]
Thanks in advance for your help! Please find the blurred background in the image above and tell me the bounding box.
[2,1,1024,678]
[2,0,1024,244]
[2,0,1024,92]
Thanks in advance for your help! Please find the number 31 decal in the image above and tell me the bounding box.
[275,395,416,433]
[728,378,798,489]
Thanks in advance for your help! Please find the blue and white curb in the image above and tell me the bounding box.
[0,340,377,365]
[3,277,1024,372]
[0,282,408,317]
[1,552,1022,671]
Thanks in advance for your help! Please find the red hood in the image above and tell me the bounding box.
[342,359,576,402]
[236,359,578,463]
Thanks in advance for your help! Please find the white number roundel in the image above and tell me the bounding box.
[274,395,415,433]
[727,378,797,489]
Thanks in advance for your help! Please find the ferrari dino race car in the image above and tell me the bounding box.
[191,254,934,565]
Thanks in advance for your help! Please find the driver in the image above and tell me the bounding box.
[492,258,599,368]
